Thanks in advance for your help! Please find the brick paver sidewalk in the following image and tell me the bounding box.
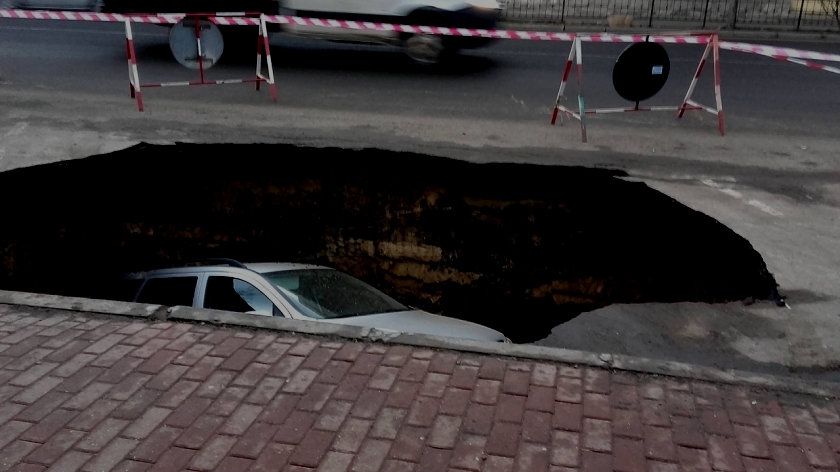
[1,308,840,472]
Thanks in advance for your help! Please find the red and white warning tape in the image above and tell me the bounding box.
[0,9,708,43]
[719,40,840,63]
[2,8,839,69]
[272,16,581,40]
[775,57,840,74]
[719,42,840,74]
[744,51,840,74]
[0,9,178,23]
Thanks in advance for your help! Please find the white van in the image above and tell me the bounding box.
[279,0,501,63]
[102,0,501,63]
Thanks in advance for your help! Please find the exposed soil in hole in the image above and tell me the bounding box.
[0,144,779,342]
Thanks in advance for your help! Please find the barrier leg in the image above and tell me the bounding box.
[194,18,206,84]
[127,40,134,99]
[124,19,143,112]
[713,34,725,136]
[575,38,587,143]
[256,22,263,91]
[260,15,278,102]
[551,37,576,125]
[678,39,712,119]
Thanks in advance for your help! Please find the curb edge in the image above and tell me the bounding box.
[1,289,838,399]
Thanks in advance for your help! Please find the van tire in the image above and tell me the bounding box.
[402,8,454,65]
[403,34,445,65]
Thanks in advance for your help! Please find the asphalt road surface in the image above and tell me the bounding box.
[1,19,839,136]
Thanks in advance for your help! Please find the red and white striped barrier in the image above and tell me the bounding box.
[551,32,725,143]
[124,13,277,111]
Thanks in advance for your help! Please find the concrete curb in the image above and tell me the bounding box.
[0,290,168,319]
[2,289,839,399]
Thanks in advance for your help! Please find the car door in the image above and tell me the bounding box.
[329,0,395,15]
[199,271,290,318]
[49,0,98,10]
[283,0,336,15]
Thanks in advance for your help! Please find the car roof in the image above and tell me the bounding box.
[244,263,332,273]
[134,262,333,278]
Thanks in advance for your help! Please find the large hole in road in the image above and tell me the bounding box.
[0,144,780,342]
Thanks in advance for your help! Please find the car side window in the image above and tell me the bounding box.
[136,277,198,307]
[108,278,144,302]
[204,276,276,316]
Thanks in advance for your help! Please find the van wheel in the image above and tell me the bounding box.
[404,34,445,65]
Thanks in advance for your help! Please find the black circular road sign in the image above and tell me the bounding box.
[612,42,671,102]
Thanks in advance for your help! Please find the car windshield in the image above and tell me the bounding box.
[262,269,409,319]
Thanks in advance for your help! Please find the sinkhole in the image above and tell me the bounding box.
[0,144,780,342]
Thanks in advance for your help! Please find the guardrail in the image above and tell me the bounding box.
[501,0,840,32]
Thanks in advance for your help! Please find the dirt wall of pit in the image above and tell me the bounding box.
[0,144,778,341]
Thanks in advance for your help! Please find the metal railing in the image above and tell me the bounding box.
[501,0,840,31]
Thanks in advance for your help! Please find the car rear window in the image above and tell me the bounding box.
[136,277,198,307]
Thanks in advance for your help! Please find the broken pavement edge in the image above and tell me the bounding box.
[0,289,836,399]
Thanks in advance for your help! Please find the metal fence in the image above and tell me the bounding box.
[501,0,840,31]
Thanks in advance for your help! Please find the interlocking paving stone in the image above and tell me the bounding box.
[0,310,836,472]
